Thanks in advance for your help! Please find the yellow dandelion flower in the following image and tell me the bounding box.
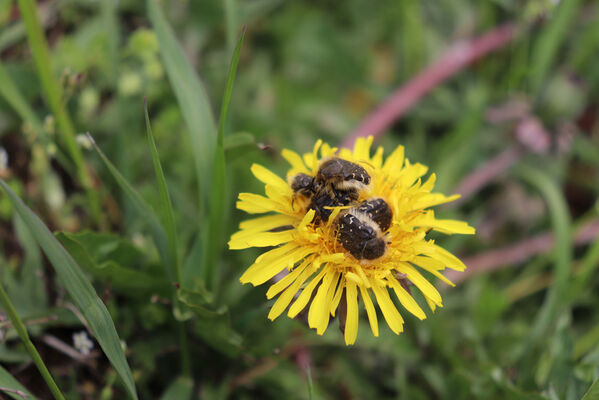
[229,137,475,345]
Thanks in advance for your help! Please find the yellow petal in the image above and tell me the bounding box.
[282,149,308,173]
[382,145,404,175]
[240,245,312,286]
[344,280,359,345]
[229,230,294,249]
[251,164,289,190]
[239,214,296,231]
[237,193,286,214]
[266,260,310,299]
[397,263,443,306]
[400,163,428,188]
[359,285,379,337]
[329,277,345,317]
[412,210,475,235]
[308,271,339,334]
[425,297,437,312]
[288,267,326,318]
[411,256,455,287]
[411,193,460,210]
[268,264,313,320]
[371,146,384,169]
[353,136,373,162]
[418,242,467,271]
[388,276,426,320]
[371,284,404,334]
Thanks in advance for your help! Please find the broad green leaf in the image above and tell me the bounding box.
[0,179,138,400]
[56,232,167,294]
[160,377,193,400]
[88,134,172,282]
[145,103,181,283]
[147,0,217,211]
[0,364,37,400]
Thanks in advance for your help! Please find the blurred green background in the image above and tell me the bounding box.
[0,0,599,398]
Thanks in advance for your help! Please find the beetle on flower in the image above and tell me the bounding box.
[229,137,475,345]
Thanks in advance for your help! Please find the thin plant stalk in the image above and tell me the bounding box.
[0,282,65,400]
[16,0,101,224]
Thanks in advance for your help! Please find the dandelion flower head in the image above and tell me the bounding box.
[229,137,475,345]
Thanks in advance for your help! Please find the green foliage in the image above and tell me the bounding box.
[0,0,598,398]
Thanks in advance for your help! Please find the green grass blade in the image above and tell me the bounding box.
[224,0,237,55]
[202,27,245,288]
[147,0,217,211]
[87,134,172,282]
[0,179,138,400]
[0,60,43,132]
[16,0,101,223]
[0,283,63,400]
[529,0,582,94]
[582,377,599,400]
[516,165,572,359]
[217,27,245,148]
[0,364,37,400]
[145,102,180,283]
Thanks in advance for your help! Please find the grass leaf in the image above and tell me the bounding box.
[515,165,572,364]
[145,102,181,283]
[16,0,101,222]
[147,0,217,211]
[0,364,37,400]
[0,179,138,400]
[530,0,582,94]
[201,27,246,288]
[87,133,173,282]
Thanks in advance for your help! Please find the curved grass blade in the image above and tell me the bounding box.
[144,102,180,283]
[87,134,173,282]
[0,283,62,399]
[147,0,217,211]
[515,165,572,373]
[202,27,246,288]
[0,364,37,400]
[0,179,138,400]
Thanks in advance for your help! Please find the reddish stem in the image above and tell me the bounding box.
[446,219,599,284]
[342,23,519,148]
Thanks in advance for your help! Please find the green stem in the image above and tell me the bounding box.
[0,282,65,400]
[16,0,102,225]
[178,322,191,378]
